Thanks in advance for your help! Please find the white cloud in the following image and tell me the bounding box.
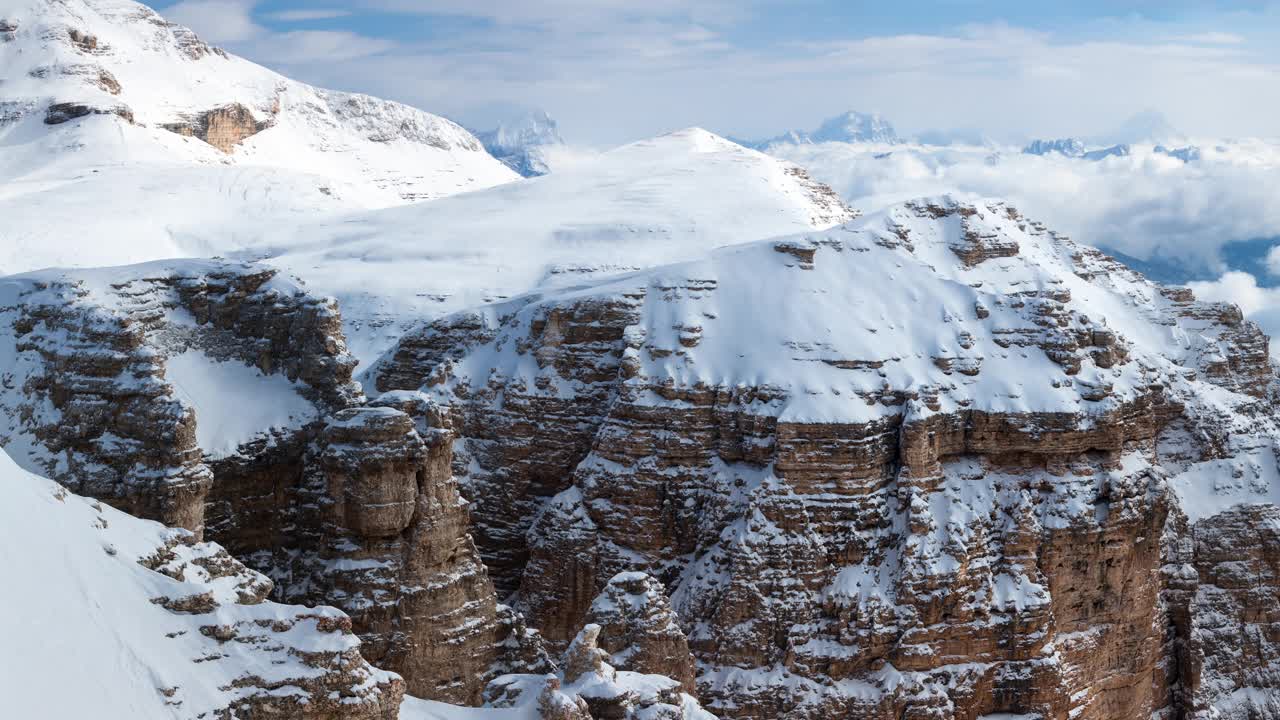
[256,31,395,64]
[150,1,1280,147]
[161,1,393,65]
[1190,271,1277,316]
[265,9,352,22]
[163,0,259,44]
[769,140,1280,274]
[1179,31,1247,45]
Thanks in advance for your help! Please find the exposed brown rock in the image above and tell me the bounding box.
[45,101,133,124]
[588,572,699,693]
[279,401,551,704]
[1166,504,1280,718]
[163,103,273,153]
[67,27,100,52]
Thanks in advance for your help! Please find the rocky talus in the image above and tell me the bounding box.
[0,260,547,708]
[373,197,1280,719]
[139,527,406,720]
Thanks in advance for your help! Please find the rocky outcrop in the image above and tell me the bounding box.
[45,100,133,124]
[587,572,698,693]
[0,261,546,706]
[487,622,714,720]
[0,260,358,534]
[163,103,274,153]
[67,27,102,53]
[30,63,122,93]
[1164,504,1280,719]
[374,197,1280,719]
[141,531,405,719]
[276,398,552,703]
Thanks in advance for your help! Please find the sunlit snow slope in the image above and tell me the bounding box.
[250,128,856,362]
[0,0,516,273]
[0,446,403,719]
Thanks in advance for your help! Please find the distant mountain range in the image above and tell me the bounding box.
[733,110,899,149]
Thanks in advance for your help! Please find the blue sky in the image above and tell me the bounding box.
[158,0,1280,144]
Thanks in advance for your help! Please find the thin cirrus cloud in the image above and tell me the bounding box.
[264,9,352,21]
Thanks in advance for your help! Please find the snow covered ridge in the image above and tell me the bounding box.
[372,196,1280,718]
[379,194,1272,429]
[0,446,404,719]
[0,0,516,273]
[249,127,855,365]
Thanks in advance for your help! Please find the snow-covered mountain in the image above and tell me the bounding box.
[0,0,516,273]
[246,128,856,363]
[475,110,565,177]
[808,110,898,143]
[371,195,1280,719]
[738,110,898,149]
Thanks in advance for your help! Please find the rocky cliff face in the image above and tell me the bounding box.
[373,197,1280,719]
[0,260,548,707]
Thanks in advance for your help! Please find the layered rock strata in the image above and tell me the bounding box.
[0,261,544,705]
[0,260,357,533]
[374,197,1280,719]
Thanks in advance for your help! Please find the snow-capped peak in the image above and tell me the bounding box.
[737,110,900,149]
[475,109,565,177]
[1104,109,1186,145]
[478,109,564,153]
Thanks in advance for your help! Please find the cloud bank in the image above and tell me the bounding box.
[769,140,1280,273]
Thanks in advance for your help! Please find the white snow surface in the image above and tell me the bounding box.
[244,127,855,363]
[0,0,516,274]
[400,697,532,720]
[166,348,317,460]
[0,446,393,718]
